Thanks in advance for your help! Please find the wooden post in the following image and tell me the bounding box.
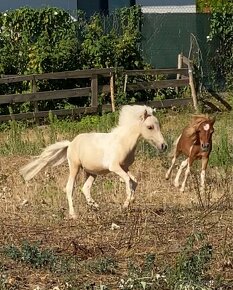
[110,72,115,112]
[176,53,183,93]
[30,75,38,122]
[123,74,128,93]
[91,74,98,108]
[188,60,198,112]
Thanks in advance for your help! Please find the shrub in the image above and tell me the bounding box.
[207,2,233,91]
[166,233,213,290]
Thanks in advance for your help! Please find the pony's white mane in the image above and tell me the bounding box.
[118,105,153,127]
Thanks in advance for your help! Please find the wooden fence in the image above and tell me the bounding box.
[0,55,197,122]
[0,68,116,121]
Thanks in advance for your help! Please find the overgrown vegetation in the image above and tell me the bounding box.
[0,110,232,170]
[4,242,59,270]
[0,232,227,289]
[0,6,144,110]
[197,0,231,13]
[0,5,193,115]
[166,233,213,290]
[207,2,233,91]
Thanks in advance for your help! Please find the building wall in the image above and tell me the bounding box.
[0,0,77,12]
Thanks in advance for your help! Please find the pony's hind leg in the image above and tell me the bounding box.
[66,160,80,219]
[174,158,188,188]
[81,173,98,209]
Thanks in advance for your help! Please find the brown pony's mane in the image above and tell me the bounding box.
[184,114,214,138]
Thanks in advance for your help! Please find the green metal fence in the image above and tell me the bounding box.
[141,13,221,88]
[141,13,210,68]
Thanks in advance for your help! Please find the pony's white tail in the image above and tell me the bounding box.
[20,140,70,181]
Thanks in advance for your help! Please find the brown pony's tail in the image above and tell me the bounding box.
[20,140,70,181]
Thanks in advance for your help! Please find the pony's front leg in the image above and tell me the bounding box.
[127,171,137,202]
[200,157,208,194]
[166,136,181,180]
[66,161,80,219]
[82,173,98,209]
[127,171,137,183]
[109,165,134,209]
[166,155,177,180]
[174,158,188,188]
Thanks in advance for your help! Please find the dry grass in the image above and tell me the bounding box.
[0,110,233,289]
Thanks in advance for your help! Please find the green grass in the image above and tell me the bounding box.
[0,110,232,171]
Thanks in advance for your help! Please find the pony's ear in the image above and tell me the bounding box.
[142,109,151,120]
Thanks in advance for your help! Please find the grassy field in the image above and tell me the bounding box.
[0,107,232,290]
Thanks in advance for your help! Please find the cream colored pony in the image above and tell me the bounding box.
[20,105,167,219]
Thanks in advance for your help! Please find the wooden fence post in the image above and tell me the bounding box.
[188,60,198,112]
[110,72,115,112]
[123,74,128,93]
[30,75,38,121]
[176,53,183,93]
[91,74,98,108]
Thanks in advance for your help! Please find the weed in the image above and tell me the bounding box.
[119,253,167,290]
[3,241,80,275]
[84,256,117,275]
[0,120,43,155]
[4,242,57,269]
[166,232,213,290]
[210,127,233,168]
[81,282,109,290]
[0,111,118,156]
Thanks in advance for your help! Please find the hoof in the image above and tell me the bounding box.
[130,176,137,183]
[122,202,129,210]
[88,200,99,210]
[180,187,185,193]
[69,213,78,220]
[165,174,170,180]
[130,196,135,203]
[174,182,179,188]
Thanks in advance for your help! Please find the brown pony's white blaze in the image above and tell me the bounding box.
[166,115,215,193]
[20,105,167,219]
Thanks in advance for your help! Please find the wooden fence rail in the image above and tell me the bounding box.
[0,57,196,122]
[0,68,117,121]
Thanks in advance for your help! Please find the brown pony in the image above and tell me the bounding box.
[166,115,215,193]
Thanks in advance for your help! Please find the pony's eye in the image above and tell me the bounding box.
[147,125,154,130]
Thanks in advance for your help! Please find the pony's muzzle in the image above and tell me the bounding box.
[201,143,210,151]
[161,143,168,151]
